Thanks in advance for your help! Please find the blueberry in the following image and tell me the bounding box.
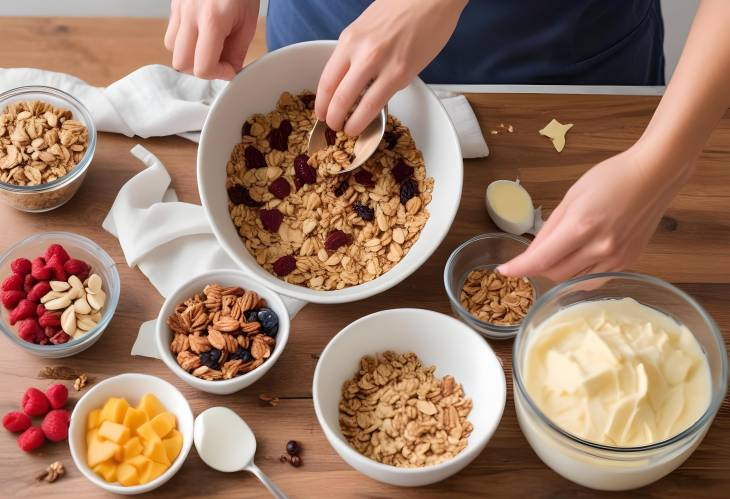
[258,308,279,336]
[286,440,300,456]
[245,309,259,323]
[231,347,253,362]
[199,350,219,369]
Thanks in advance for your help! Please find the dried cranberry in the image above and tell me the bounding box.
[268,177,291,199]
[241,121,251,137]
[244,145,267,169]
[325,127,337,146]
[383,131,399,150]
[324,230,352,251]
[391,160,414,183]
[333,180,349,197]
[354,170,375,187]
[294,154,316,185]
[272,255,296,276]
[400,177,418,204]
[299,93,315,109]
[279,119,293,139]
[352,202,374,221]
[228,185,263,207]
[267,128,287,151]
[260,209,284,232]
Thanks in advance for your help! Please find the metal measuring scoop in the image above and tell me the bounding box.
[307,107,387,174]
[194,407,287,499]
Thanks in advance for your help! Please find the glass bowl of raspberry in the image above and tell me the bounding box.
[0,231,120,357]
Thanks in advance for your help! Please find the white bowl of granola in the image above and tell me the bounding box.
[312,308,506,486]
[198,40,462,304]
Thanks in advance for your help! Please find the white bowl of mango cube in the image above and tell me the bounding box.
[68,373,194,494]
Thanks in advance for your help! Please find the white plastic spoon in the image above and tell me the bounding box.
[194,407,287,499]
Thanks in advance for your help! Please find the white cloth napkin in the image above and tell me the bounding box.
[0,65,488,156]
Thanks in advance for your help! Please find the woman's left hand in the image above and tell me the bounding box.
[497,143,693,282]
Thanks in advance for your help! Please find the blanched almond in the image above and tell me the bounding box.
[61,306,76,335]
[87,290,106,311]
[73,295,91,315]
[45,295,71,310]
[50,280,70,292]
[87,273,102,293]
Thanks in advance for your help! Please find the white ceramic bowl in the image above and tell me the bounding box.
[68,373,194,495]
[198,40,463,304]
[313,308,506,486]
[155,269,290,395]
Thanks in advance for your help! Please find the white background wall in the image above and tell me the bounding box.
[0,0,698,81]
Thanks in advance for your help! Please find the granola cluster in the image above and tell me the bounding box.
[0,100,88,186]
[339,352,473,468]
[460,269,534,325]
[167,284,278,380]
[226,91,433,290]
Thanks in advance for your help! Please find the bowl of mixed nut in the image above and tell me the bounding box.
[312,308,505,486]
[155,269,290,395]
[0,86,96,212]
[198,40,463,305]
[444,233,550,340]
[0,232,120,357]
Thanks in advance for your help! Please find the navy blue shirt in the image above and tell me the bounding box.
[267,0,665,85]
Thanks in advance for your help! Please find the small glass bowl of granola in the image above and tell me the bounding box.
[444,233,550,340]
[0,86,97,212]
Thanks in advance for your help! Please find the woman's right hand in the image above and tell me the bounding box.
[164,0,260,80]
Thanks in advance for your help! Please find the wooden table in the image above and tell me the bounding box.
[1,17,728,499]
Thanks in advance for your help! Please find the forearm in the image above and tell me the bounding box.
[639,0,730,173]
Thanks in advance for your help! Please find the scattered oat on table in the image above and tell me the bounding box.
[226,91,434,290]
[460,269,534,325]
[339,351,473,468]
[38,365,84,380]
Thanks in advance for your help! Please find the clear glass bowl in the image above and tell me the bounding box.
[512,273,728,490]
[443,233,550,340]
[0,232,120,358]
[0,86,97,212]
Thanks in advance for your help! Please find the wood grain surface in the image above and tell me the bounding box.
[0,17,728,499]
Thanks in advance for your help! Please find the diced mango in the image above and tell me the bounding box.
[136,420,162,444]
[100,397,129,424]
[122,407,148,432]
[139,461,167,485]
[137,393,165,420]
[144,439,170,466]
[86,428,101,445]
[147,412,176,439]
[162,429,182,462]
[123,436,143,460]
[87,409,102,430]
[99,421,131,444]
[125,454,152,471]
[92,460,117,482]
[117,462,140,487]
[88,439,121,468]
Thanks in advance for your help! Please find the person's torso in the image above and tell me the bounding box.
[266,0,665,85]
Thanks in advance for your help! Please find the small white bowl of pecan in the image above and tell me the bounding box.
[154,269,291,395]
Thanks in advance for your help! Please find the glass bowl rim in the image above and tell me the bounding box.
[512,271,728,453]
[0,231,120,353]
[443,232,534,335]
[0,85,97,192]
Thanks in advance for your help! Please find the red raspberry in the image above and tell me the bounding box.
[17,427,45,452]
[44,244,70,263]
[63,258,90,279]
[39,311,61,328]
[1,290,25,310]
[41,409,71,442]
[45,254,67,282]
[27,281,51,302]
[272,255,296,276]
[23,274,36,293]
[31,257,51,280]
[17,319,43,343]
[268,177,291,200]
[45,384,69,410]
[36,303,46,317]
[22,387,50,417]
[1,273,23,292]
[44,326,60,338]
[9,299,36,325]
[2,411,32,433]
[260,209,284,233]
[10,258,32,276]
[50,331,70,344]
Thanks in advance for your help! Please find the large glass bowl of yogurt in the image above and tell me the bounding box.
[512,272,727,491]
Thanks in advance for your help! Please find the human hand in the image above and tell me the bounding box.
[164,0,259,80]
[316,0,467,136]
[497,144,694,282]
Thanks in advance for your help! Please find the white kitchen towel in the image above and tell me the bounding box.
[0,64,488,157]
